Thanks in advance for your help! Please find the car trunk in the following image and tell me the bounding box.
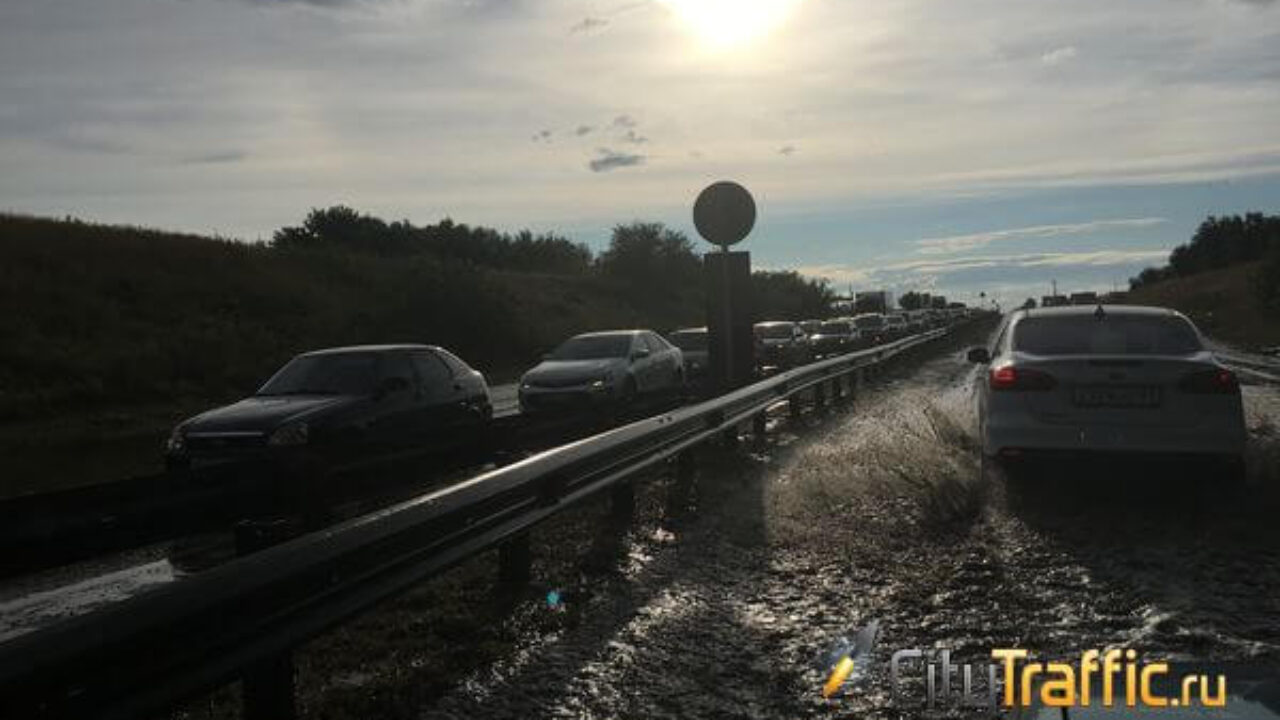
[1015,353,1217,428]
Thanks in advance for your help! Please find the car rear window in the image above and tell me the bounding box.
[819,322,851,334]
[755,324,794,339]
[1013,315,1202,356]
[669,331,707,350]
[854,315,885,329]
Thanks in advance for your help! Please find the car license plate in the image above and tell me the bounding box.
[1072,385,1161,408]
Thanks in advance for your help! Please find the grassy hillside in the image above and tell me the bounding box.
[1126,260,1280,350]
[0,214,703,495]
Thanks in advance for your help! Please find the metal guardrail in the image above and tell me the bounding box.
[0,327,954,720]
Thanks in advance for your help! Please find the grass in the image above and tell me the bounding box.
[1126,260,1280,351]
[0,214,701,497]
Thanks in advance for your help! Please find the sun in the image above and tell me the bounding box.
[659,0,801,50]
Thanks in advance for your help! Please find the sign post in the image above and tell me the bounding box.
[693,181,756,392]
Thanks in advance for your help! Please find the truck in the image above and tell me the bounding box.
[854,290,894,314]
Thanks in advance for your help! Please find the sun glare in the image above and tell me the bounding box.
[659,0,800,50]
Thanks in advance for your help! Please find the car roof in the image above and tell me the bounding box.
[671,327,708,334]
[570,330,644,339]
[301,343,436,356]
[754,320,795,327]
[1013,304,1184,320]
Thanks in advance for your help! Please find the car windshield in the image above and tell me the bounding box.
[854,315,885,329]
[819,322,851,334]
[755,324,794,339]
[258,353,382,395]
[550,335,633,360]
[669,331,707,351]
[1014,315,1203,356]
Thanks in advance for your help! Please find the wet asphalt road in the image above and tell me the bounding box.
[419,329,1280,720]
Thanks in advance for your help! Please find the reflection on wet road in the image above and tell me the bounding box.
[423,332,1280,719]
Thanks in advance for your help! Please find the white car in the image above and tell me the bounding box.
[969,305,1246,480]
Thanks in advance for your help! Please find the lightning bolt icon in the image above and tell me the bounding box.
[819,618,880,699]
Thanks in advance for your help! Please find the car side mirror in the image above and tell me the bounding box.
[966,347,990,364]
[632,348,651,361]
[376,376,411,399]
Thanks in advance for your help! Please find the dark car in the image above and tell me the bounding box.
[668,327,709,385]
[754,321,813,370]
[852,313,889,347]
[165,344,492,478]
[809,319,856,357]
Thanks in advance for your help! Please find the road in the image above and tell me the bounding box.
[491,383,519,418]
[417,333,1280,719]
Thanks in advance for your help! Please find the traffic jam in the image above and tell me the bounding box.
[161,307,976,478]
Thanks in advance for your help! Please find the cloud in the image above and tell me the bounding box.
[531,129,552,143]
[621,129,648,144]
[588,148,645,172]
[575,125,593,136]
[180,150,248,165]
[1040,45,1078,66]
[611,114,637,129]
[913,218,1167,255]
[569,16,608,33]
[778,145,797,156]
[804,249,1171,282]
[232,0,373,7]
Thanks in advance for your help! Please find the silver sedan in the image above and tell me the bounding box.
[519,330,684,414]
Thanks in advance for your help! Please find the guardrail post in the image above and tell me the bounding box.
[611,481,635,523]
[236,520,299,720]
[752,411,767,440]
[721,423,739,446]
[814,381,827,410]
[667,450,696,519]
[789,392,803,419]
[831,377,844,402]
[499,532,531,585]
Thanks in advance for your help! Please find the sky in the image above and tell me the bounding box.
[2,0,1279,308]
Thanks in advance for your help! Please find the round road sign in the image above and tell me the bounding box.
[693,181,756,249]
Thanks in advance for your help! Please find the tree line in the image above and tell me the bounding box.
[274,206,837,321]
[0,208,835,421]
[1130,212,1280,311]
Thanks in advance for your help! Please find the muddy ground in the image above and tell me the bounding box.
[169,324,1280,719]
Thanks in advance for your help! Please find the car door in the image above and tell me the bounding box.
[629,335,654,392]
[410,349,465,452]
[368,351,421,458]
[642,333,673,390]
[791,325,809,365]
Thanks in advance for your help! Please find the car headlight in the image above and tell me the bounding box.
[268,421,309,447]
[166,426,186,454]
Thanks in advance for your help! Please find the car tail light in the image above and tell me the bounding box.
[1178,368,1239,394]
[989,364,1057,391]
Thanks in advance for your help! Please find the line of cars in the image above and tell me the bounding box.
[163,310,970,479]
[164,331,688,476]
[752,308,968,370]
